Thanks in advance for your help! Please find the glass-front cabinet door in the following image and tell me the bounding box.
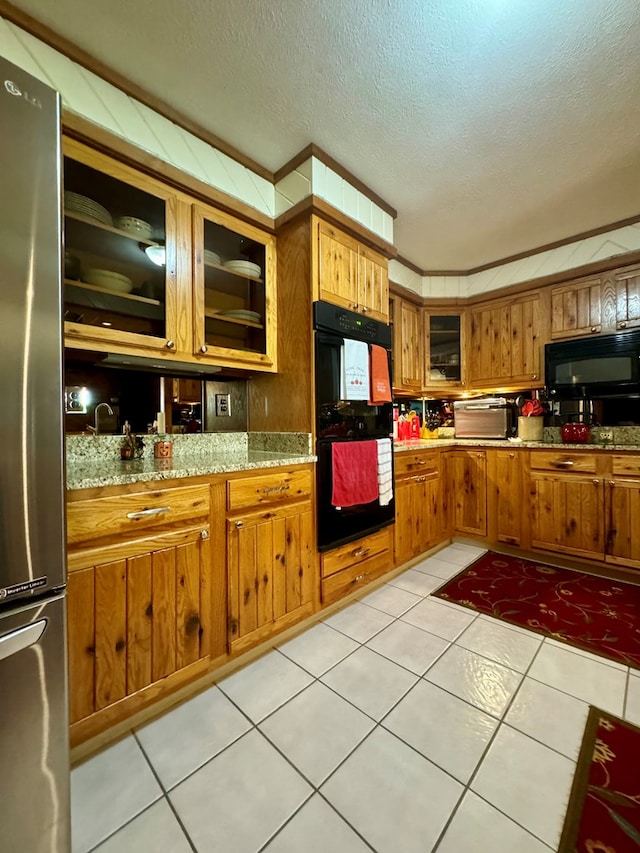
[193,205,276,371]
[62,138,180,355]
[423,310,465,389]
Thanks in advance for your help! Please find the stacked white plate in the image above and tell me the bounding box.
[115,216,153,240]
[204,249,221,265]
[220,309,262,323]
[64,191,113,226]
[223,259,261,278]
[84,268,133,293]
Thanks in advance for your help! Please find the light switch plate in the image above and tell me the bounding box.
[215,393,231,417]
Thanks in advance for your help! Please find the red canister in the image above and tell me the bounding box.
[561,423,591,444]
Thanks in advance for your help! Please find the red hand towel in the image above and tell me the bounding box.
[331,441,379,507]
[368,344,392,404]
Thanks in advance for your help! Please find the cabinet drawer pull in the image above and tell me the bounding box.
[551,460,574,469]
[235,521,244,529]
[508,453,515,459]
[126,506,171,520]
[201,529,209,540]
[531,373,538,380]
[261,484,291,496]
[361,306,369,313]
[352,547,370,558]
[415,460,427,465]
[354,573,367,582]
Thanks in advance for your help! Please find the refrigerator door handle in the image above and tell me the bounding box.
[0,619,47,663]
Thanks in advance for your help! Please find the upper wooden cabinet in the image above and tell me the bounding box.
[314,218,389,322]
[193,204,277,370]
[423,308,466,392]
[63,138,277,372]
[614,266,640,332]
[390,295,423,394]
[468,290,548,388]
[550,277,603,339]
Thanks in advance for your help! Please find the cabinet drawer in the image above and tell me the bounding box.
[529,451,597,474]
[321,548,391,606]
[227,468,312,512]
[67,484,210,546]
[394,450,439,478]
[611,455,640,478]
[321,527,393,578]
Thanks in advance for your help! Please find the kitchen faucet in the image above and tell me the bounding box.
[88,402,114,434]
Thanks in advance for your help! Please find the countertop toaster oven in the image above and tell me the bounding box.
[453,397,515,439]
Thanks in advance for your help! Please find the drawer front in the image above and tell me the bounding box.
[529,451,597,474]
[394,450,439,478]
[611,455,640,477]
[67,484,211,546]
[321,549,391,606]
[321,526,393,578]
[227,468,312,512]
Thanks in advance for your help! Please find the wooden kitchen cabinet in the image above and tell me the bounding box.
[423,309,465,392]
[614,266,640,331]
[446,449,487,538]
[394,450,443,564]
[550,277,603,338]
[320,526,394,605]
[391,295,423,394]
[486,449,523,547]
[63,137,185,357]
[314,218,389,322]
[192,203,277,370]
[66,481,216,746]
[63,137,277,373]
[529,451,604,561]
[226,466,316,653]
[468,290,548,389]
[605,455,640,569]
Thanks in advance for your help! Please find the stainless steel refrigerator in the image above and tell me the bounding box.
[0,55,70,852]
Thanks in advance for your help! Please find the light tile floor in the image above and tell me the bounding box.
[71,542,638,852]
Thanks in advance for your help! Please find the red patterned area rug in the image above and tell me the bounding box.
[559,707,640,852]
[433,551,640,669]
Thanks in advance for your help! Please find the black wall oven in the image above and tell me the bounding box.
[314,301,394,552]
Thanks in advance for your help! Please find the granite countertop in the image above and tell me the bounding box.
[67,450,316,490]
[393,438,640,452]
[66,432,315,491]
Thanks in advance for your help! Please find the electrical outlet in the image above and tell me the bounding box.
[215,393,231,417]
[599,429,614,442]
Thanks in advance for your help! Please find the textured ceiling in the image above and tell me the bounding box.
[10,0,640,269]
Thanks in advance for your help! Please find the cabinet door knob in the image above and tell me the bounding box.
[508,452,515,459]
[166,340,175,350]
[200,344,208,353]
[361,306,369,313]
[235,521,243,529]
[609,481,615,487]
[591,326,598,333]
[201,529,209,540]
[531,373,538,380]
[593,478,600,486]
[619,321,627,329]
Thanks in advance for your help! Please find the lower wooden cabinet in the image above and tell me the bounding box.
[529,451,604,561]
[606,455,640,568]
[227,502,315,653]
[446,449,487,538]
[487,449,523,547]
[321,527,394,605]
[67,524,211,741]
[226,465,316,654]
[394,450,442,564]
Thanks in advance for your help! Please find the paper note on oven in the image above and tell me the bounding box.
[340,339,370,401]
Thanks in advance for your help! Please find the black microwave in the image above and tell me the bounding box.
[545,330,640,399]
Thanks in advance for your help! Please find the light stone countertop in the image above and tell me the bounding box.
[66,450,317,491]
[392,438,640,452]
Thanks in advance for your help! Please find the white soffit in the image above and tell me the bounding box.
[7,0,640,271]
